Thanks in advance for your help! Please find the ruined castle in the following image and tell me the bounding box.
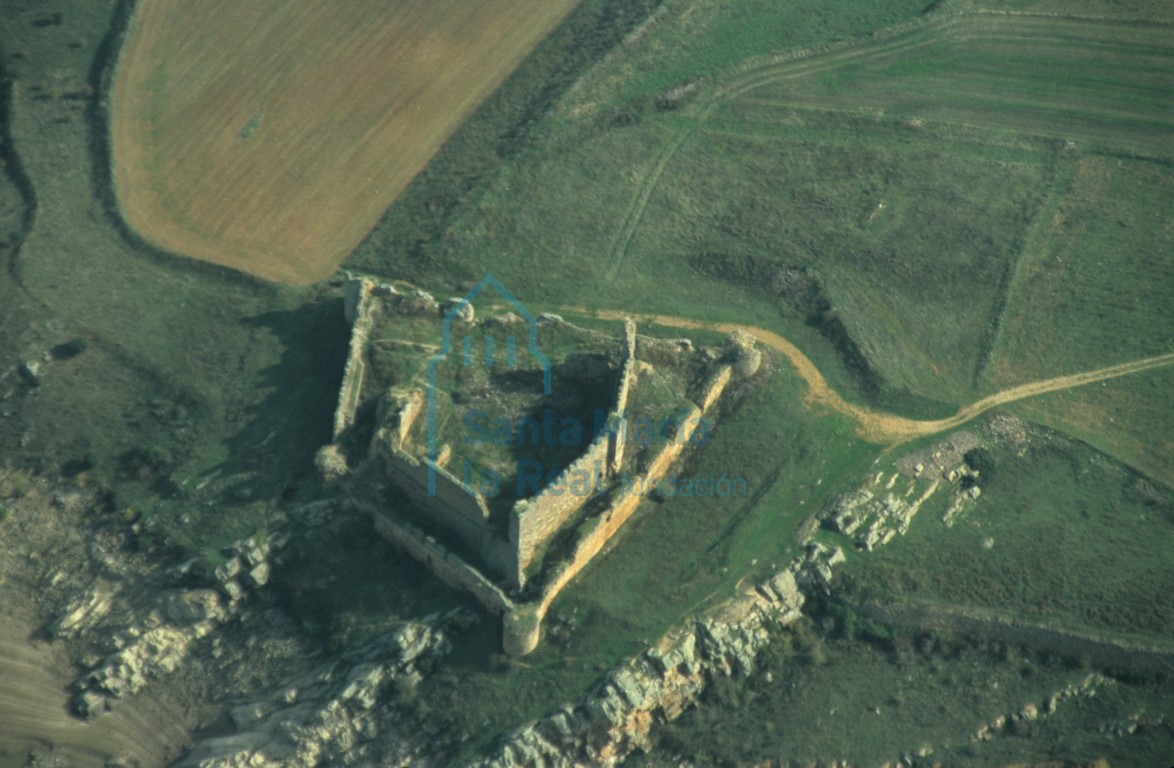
[322,277,756,655]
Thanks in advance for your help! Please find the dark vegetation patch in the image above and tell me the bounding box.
[346,0,665,284]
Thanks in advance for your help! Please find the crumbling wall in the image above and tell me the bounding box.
[390,390,424,449]
[384,446,489,533]
[368,508,513,615]
[696,364,733,413]
[643,403,704,481]
[510,319,639,583]
[511,432,611,580]
[332,278,378,441]
[614,319,637,415]
[609,319,638,472]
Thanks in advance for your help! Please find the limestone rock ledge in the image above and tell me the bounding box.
[176,612,471,768]
[470,543,841,767]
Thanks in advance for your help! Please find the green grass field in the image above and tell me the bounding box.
[842,430,1174,644]
[654,623,1174,766]
[1011,365,1174,486]
[1,0,1171,762]
[987,155,1174,386]
[354,9,1171,421]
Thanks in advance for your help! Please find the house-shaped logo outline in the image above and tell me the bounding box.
[425,273,552,496]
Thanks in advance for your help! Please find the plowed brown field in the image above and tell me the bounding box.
[111,0,579,284]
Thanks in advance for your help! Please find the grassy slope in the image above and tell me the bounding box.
[364,8,1170,420]
[0,0,348,559]
[656,627,1174,766]
[987,155,1174,384]
[1011,365,1174,486]
[843,432,1174,644]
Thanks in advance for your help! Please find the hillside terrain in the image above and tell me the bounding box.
[0,0,1170,765]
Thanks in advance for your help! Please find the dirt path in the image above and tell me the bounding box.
[571,308,1174,445]
[599,12,962,281]
[598,11,1171,282]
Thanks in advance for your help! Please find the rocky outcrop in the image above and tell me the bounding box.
[822,472,942,551]
[72,534,281,719]
[48,582,113,639]
[176,612,472,768]
[471,544,839,767]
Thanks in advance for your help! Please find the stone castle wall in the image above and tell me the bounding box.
[614,319,637,415]
[510,431,611,580]
[509,318,640,583]
[502,363,736,655]
[333,279,378,441]
[697,365,733,413]
[335,285,750,655]
[367,506,513,615]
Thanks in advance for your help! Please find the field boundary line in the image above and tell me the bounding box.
[599,9,1173,281]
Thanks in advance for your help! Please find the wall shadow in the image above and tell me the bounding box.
[217,297,350,504]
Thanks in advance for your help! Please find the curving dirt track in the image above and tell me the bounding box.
[599,11,1174,282]
[576,308,1174,445]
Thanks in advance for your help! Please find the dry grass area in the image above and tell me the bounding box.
[111,0,580,284]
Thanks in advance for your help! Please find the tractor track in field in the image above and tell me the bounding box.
[598,10,1172,282]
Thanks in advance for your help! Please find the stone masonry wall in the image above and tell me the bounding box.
[367,506,513,615]
[697,364,733,413]
[509,318,640,584]
[510,432,611,581]
[614,319,637,415]
[378,444,517,573]
[332,279,378,441]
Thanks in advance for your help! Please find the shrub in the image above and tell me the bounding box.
[51,337,88,360]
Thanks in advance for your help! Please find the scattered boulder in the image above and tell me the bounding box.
[242,562,270,589]
[213,558,241,584]
[221,580,245,603]
[50,585,112,639]
[441,298,475,323]
[19,360,42,386]
[485,312,522,328]
[164,589,225,626]
[314,444,349,484]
